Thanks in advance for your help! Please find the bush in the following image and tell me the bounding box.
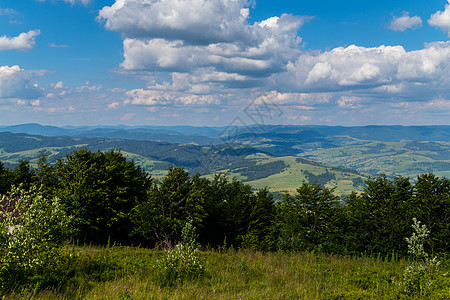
[155,221,204,286]
[0,186,72,291]
[402,218,441,296]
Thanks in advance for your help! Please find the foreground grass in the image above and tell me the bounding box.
[6,246,450,299]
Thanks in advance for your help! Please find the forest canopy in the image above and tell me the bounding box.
[0,149,448,255]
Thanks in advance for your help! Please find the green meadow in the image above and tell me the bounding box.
[6,246,450,299]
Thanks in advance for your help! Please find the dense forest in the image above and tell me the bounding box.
[1,149,448,256]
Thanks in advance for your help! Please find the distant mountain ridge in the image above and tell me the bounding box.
[1,123,450,142]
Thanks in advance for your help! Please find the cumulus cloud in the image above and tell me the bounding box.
[337,96,362,109]
[97,0,450,122]
[0,65,44,99]
[256,90,331,105]
[126,88,220,106]
[99,0,253,44]
[276,42,450,96]
[99,0,306,80]
[389,12,422,31]
[428,0,450,36]
[0,30,40,51]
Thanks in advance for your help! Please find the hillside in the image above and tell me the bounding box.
[0,132,367,194]
[1,124,449,190]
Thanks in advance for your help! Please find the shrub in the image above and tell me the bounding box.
[0,186,72,291]
[155,221,204,286]
[402,218,441,296]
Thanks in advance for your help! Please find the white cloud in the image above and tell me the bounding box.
[95,0,450,125]
[428,0,450,36]
[99,0,306,79]
[107,102,121,109]
[257,90,331,105]
[0,30,40,51]
[0,65,43,99]
[388,12,422,31]
[277,42,450,97]
[48,43,69,48]
[126,88,220,106]
[337,96,362,109]
[120,113,136,121]
[37,0,91,5]
[31,100,41,106]
[52,81,65,89]
[99,0,254,44]
[66,0,91,5]
[0,8,18,16]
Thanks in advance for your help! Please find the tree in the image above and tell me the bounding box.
[216,176,255,247]
[413,173,450,253]
[0,161,14,195]
[12,160,34,190]
[55,149,151,243]
[276,182,340,252]
[346,175,413,255]
[241,188,277,251]
[34,153,58,198]
[131,167,207,246]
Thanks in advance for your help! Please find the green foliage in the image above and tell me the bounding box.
[0,161,13,195]
[241,188,276,251]
[413,173,450,253]
[131,166,207,246]
[7,246,448,299]
[34,153,58,198]
[12,160,35,190]
[155,222,204,287]
[0,186,72,291]
[345,175,414,255]
[55,149,152,243]
[276,182,341,252]
[402,218,441,296]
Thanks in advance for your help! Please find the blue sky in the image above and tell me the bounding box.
[0,0,449,126]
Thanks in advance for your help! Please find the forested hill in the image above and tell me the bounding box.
[1,123,449,184]
[0,132,368,194]
[0,132,261,172]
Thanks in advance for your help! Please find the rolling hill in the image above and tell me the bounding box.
[1,124,449,193]
[0,131,367,195]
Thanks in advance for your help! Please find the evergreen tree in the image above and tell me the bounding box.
[0,161,13,195]
[413,173,449,253]
[276,182,339,252]
[131,166,207,246]
[55,149,151,243]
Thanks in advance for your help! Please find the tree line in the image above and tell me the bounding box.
[0,149,448,256]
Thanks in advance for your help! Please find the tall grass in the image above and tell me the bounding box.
[5,246,449,299]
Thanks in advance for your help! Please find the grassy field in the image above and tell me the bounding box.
[213,154,367,195]
[6,246,449,299]
[299,141,450,179]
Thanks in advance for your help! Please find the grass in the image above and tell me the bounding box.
[299,141,450,179]
[223,155,367,195]
[5,246,449,299]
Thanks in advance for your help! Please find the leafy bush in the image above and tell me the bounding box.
[0,186,72,291]
[402,218,441,296]
[155,221,204,286]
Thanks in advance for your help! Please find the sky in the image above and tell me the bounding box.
[0,0,450,126]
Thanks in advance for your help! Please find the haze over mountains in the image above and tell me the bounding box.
[1,123,449,143]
